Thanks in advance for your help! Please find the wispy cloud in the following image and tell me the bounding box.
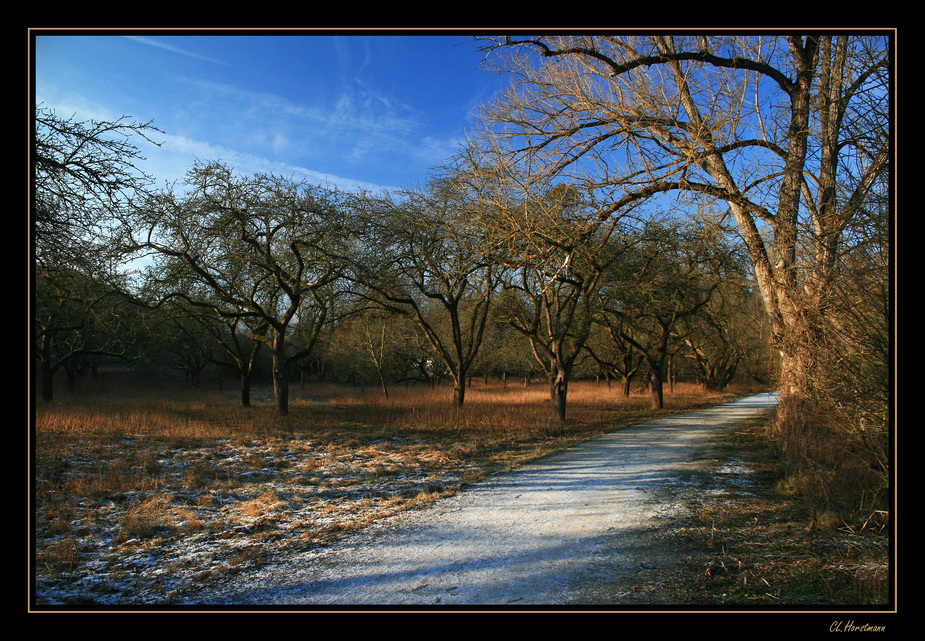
[175,75,430,171]
[36,35,482,199]
[124,36,232,67]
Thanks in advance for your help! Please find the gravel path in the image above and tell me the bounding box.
[197,392,779,607]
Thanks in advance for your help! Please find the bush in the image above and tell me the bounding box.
[769,395,888,517]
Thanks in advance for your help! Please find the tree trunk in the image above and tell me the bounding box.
[65,363,78,393]
[272,330,289,416]
[240,370,252,407]
[777,337,816,402]
[667,354,676,393]
[452,366,468,407]
[649,368,665,410]
[40,360,55,403]
[770,295,826,403]
[453,382,465,407]
[38,334,55,403]
[551,368,568,422]
[648,332,670,410]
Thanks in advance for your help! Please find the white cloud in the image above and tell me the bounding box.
[123,36,232,67]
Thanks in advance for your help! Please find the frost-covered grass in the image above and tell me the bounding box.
[32,374,740,607]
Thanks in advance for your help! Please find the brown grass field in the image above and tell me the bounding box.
[32,375,888,608]
[35,374,741,440]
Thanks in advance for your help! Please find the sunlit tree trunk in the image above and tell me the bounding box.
[551,367,568,423]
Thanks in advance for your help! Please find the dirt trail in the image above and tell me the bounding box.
[196,392,779,607]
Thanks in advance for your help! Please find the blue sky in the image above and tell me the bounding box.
[34,32,501,194]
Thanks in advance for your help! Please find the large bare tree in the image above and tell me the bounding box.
[475,34,891,407]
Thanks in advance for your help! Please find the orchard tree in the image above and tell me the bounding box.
[326,308,409,396]
[34,104,162,270]
[468,316,536,387]
[347,176,501,406]
[444,145,632,420]
[149,301,218,386]
[494,184,624,422]
[208,314,268,407]
[33,106,162,401]
[157,297,268,405]
[677,264,756,392]
[34,264,144,401]
[597,219,725,409]
[585,312,645,398]
[136,243,270,405]
[131,161,348,415]
[476,34,891,411]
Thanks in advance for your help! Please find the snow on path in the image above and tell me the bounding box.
[195,392,779,607]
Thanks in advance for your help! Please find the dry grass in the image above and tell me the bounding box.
[33,374,891,608]
[650,414,892,607]
[35,375,733,437]
[34,377,738,501]
[32,373,749,605]
[768,395,889,518]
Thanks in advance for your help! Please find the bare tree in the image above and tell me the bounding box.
[130,161,347,415]
[493,184,623,421]
[443,144,634,420]
[346,177,501,406]
[33,106,162,401]
[803,193,890,495]
[475,34,890,406]
[677,274,755,393]
[34,264,144,401]
[34,104,162,270]
[202,310,268,407]
[597,219,724,409]
[585,310,645,398]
